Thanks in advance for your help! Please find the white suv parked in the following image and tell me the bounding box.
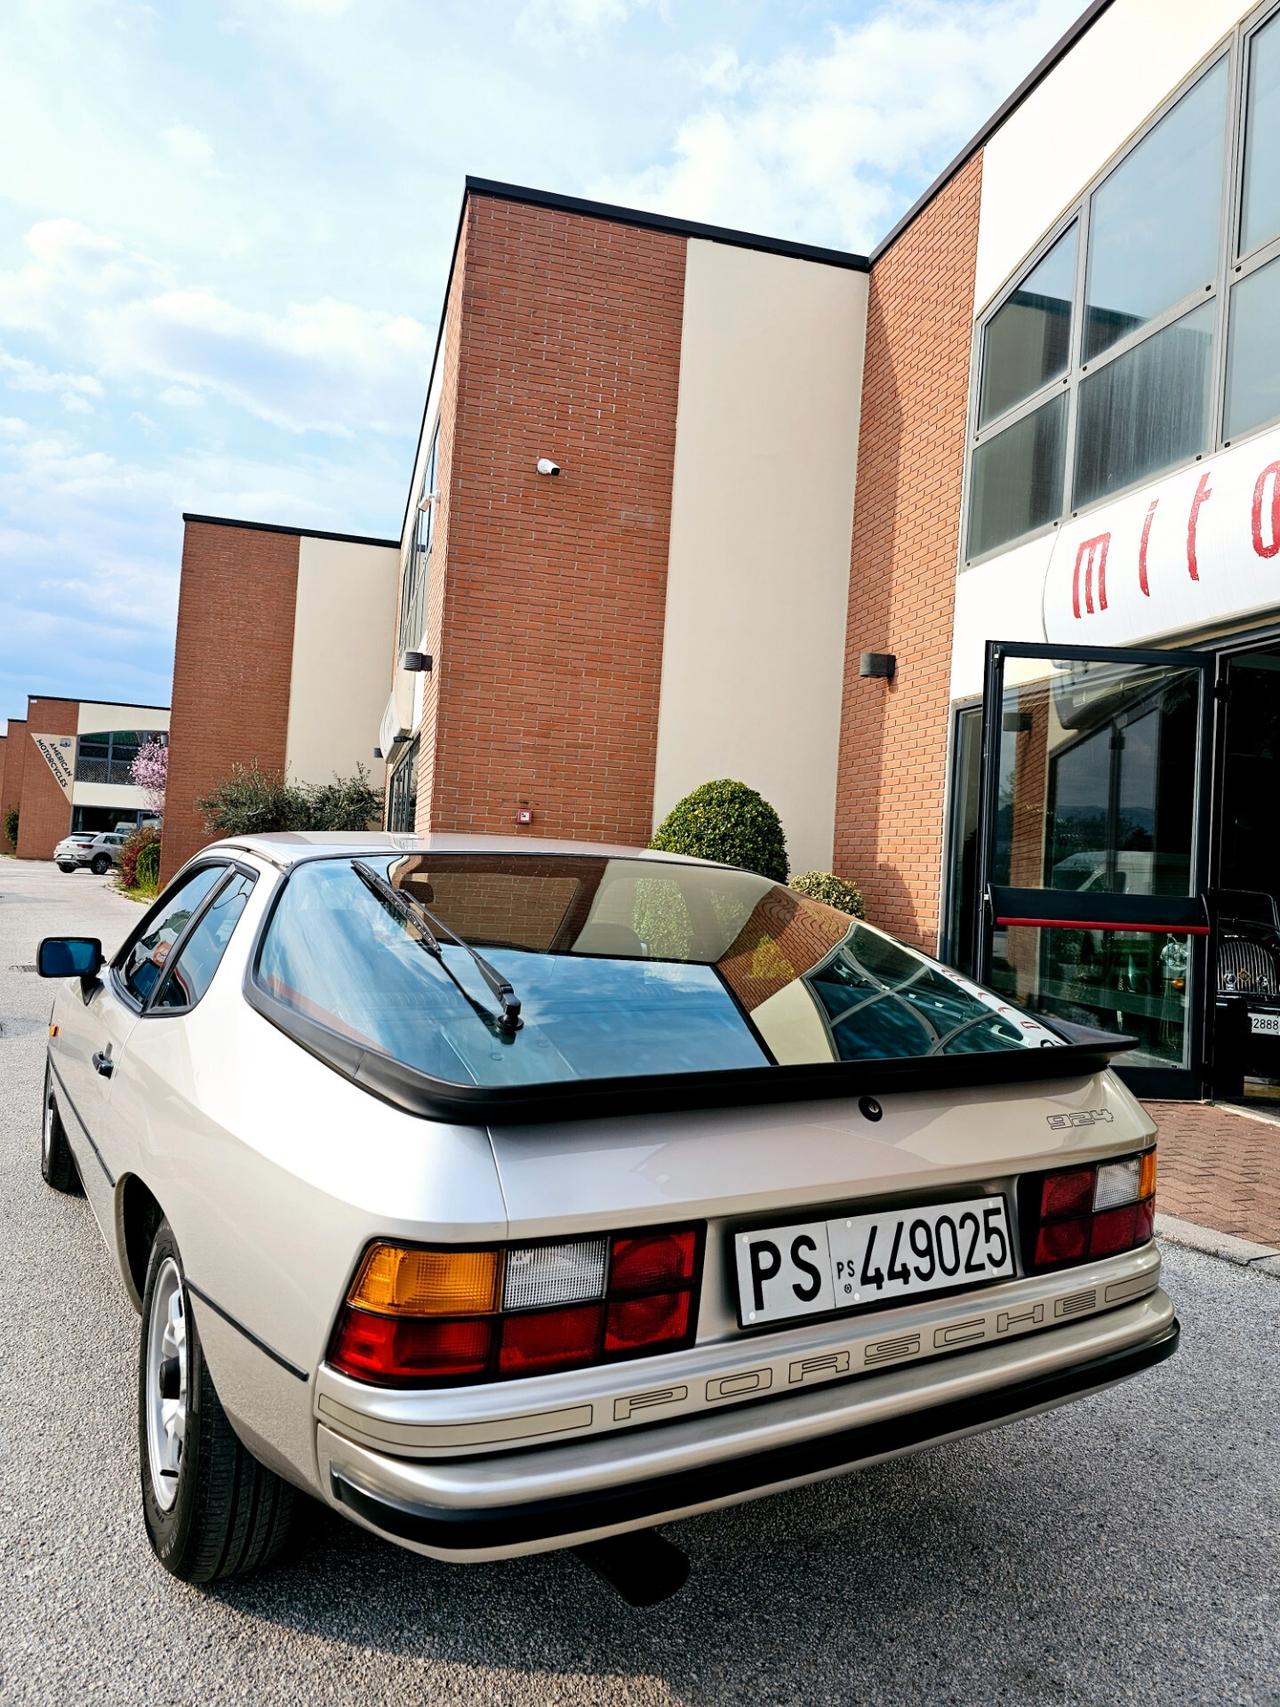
[55,830,129,876]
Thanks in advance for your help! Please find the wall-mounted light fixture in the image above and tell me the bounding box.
[859,651,896,680]
[535,458,561,477]
[401,651,433,673]
[372,747,384,760]
[416,491,439,513]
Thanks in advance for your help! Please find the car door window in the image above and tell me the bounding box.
[152,873,256,1011]
[119,866,226,1006]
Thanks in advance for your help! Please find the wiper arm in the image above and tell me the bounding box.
[351,860,522,1037]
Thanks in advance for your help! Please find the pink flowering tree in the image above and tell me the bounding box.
[130,738,168,819]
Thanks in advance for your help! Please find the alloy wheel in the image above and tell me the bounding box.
[144,1258,188,1512]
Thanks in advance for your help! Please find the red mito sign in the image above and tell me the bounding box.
[1042,427,1280,645]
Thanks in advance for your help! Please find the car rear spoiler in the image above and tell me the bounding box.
[245,982,1138,1124]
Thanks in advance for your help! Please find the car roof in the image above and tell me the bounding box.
[206,830,715,870]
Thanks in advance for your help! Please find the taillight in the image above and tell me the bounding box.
[328,1223,703,1387]
[1030,1148,1156,1271]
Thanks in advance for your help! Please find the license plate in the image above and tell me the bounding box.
[734,1196,1014,1327]
[1250,1012,1280,1035]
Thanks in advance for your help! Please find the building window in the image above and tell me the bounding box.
[978,224,1075,428]
[399,427,438,653]
[386,736,419,833]
[941,705,982,976]
[1073,302,1215,509]
[1225,254,1280,441]
[1241,9,1280,257]
[1082,61,1227,363]
[74,729,166,787]
[966,9,1280,565]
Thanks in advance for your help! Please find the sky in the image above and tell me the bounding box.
[0,0,1083,725]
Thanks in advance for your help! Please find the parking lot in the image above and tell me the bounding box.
[2,856,1278,1706]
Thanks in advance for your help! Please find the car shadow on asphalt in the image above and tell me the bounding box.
[198,1369,1195,1707]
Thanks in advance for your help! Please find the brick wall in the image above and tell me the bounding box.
[415,194,686,847]
[161,521,300,880]
[833,155,984,950]
[0,735,7,846]
[16,698,77,859]
[1,718,26,850]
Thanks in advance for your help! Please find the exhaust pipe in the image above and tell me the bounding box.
[574,1530,691,1606]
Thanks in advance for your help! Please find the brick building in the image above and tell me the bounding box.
[163,0,1280,1104]
[0,696,170,860]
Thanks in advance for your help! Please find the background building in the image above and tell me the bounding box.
[160,518,398,878]
[160,0,1280,1105]
[1,695,170,860]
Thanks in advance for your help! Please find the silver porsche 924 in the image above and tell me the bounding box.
[37,833,1176,1600]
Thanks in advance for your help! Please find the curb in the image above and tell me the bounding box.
[1155,1211,1280,1276]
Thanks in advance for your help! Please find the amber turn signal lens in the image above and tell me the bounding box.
[1139,1149,1157,1199]
[348,1244,500,1316]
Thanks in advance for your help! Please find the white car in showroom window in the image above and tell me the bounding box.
[37,834,1176,1600]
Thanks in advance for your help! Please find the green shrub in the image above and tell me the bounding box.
[788,870,866,919]
[134,838,162,890]
[119,825,162,891]
[301,766,383,832]
[649,779,788,883]
[2,806,16,851]
[197,761,382,837]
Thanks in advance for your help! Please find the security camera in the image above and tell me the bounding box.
[536,458,561,477]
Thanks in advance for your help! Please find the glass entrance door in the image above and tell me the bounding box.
[976,641,1214,1098]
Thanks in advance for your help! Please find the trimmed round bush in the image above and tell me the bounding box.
[789,870,866,919]
[649,779,788,883]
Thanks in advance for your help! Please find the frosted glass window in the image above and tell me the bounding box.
[1074,303,1214,508]
[967,394,1066,558]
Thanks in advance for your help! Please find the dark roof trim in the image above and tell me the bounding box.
[871,0,1115,262]
[23,695,170,711]
[182,513,399,550]
[465,176,870,271]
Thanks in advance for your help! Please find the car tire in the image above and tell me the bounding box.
[139,1221,298,1582]
[57,863,77,875]
[41,1065,82,1194]
[90,854,111,875]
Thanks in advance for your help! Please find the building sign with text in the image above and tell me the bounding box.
[1042,425,1280,646]
[30,732,75,800]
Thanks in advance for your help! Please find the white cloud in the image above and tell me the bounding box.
[0,348,105,414]
[157,384,204,409]
[161,123,217,171]
[0,220,430,436]
[593,0,1081,250]
[515,0,657,51]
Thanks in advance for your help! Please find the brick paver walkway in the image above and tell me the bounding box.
[1144,1099,1280,1250]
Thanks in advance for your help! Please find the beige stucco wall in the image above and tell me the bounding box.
[285,536,399,786]
[652,238,867,877]
[975,0,1252,312]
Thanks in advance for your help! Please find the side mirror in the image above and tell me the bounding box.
[37,937,103,980]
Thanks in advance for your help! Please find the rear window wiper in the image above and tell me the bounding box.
[351,859,523,1038]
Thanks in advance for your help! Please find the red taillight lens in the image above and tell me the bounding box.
[1040,1169,1094,1220]
[498,1302,603,1376]
[1030,1149,1156,1271]
[605,1289,691,1354]
[1034,1217,1089,1266]
[1088,1203,1139,1256]
[609,1229,697,1294]
[330,1223,702,1386]
[329,1308,492,1384]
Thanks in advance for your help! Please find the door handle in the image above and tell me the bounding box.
[92,1050,114,1079]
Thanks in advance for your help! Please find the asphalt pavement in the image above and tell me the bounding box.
[2,856,1277,1706]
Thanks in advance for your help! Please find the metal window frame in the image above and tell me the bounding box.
[960,9,1280,571]
[398,422,439,653]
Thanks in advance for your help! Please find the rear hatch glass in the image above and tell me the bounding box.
[253,853,1062,1093]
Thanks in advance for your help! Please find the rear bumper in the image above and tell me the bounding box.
[318,1292,1177,1561]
